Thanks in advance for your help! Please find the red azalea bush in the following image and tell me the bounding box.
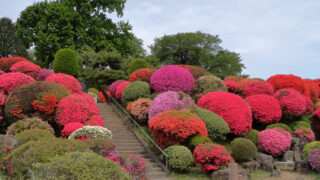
[304,96,315,115]
[197,92,252,135]
[98,91,111,103]
[37,69,54,81]
[245,95,282,124]
[224,76,243,83]
[258,128,292,156]
[311,109,320,139]
[46,73,82,93]
[242,81,274,97]
[129,68,156,82]
[0,92,6,106]
[267,74,310,98]
[115,81,130,100]
[313,79,320,96]
[10,61,41,78]
[0,57,28,72]
[0,70,5,75]
[109,80,126,97]
[148,110,208,148]
[304,79,319,103]
[274,88,306,116]
[294,128,315,141]
[85,115,104,126]
[224,80,239,93]
[0,72,35,95]
[61,122,84,137]
[193,143,233,172]
[32,93,60,115]
[237,78,257,92]
[178,65,211,79]
[150,65,195,94]
[316,100,320,110]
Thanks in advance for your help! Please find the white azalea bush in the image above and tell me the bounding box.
[68,126,113,140]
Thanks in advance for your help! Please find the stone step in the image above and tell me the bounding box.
[274,161,295,171]
[116,150,148,154]
[112,140,141,144]
[117,147,145,151]
[115,142,142,147]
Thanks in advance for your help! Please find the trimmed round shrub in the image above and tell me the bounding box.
[148,91,195,119]
[198,92,252,135]
[10,61,41,78]
[224,80,239,93]
[304,79,319,103]
[237,78,257,92]
[304,96,315,115]
[0,57,28,72]
[231,138,257,162]
[37,69,54,80]
[130,98,152,123]
[85,115,104,126]
[61,122,84,137]
[193,76,227,98]
[127,58,150,75]
[188,107,229,141]
[53,48,80,77]
[258,128,292,156]
[129,68,155,82]
[244,129,260,146]
[148,110,208,148]
[88,88,99,95]
[188,135,212,150]
[266,123,292,134]
[224,76,243,83]
[150,65,195,94]
[46,73,82,93]
[109,80,126,97]
[294,128,315,141]
[245,94,282,124]
[242,81,274,97]
[6,117,54,136]
[193,143,233,172]
[308,149,320,172]
[14,129,55,145]
[312,109,320,139]
[115,81,130,100]
[274,88,306,116]
[289,120,311,131]
[121,81,151,105]
[164,145,193,172]
[84,138,116,157]
[8,138,89,178]
[32,152,130,180]
[178,65,211,79]
[68,126,113,140]
[303,141,320,156]
[0,72,35,95]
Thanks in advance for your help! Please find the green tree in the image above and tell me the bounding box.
[53,48,80,77]
[0,17,28,58]
[127,58,150,75]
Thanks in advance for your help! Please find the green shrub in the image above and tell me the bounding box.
[14,129,55,145]
[69,126,113,140]
[8,138,89,178]
[88,88,99,95]
[6,117,54,136]
[266,123,292,134]
[53,48,80,77]
[189,107,230,141]
[244,129,259,146]
[188,135,212,150]
[289,120,311,131]
[193,76,227,95]
[31,152,130,180]
[303,141,320,156]
[231,138,257,162]
[121,81,151,105]
[84,138,116,157]
[0,135,17,148]
[127,58,150,75]
[164,145,193,172]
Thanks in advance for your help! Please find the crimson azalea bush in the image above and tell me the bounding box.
[115,81,130,100]
[148,91,195,119]
[148,110,208,148]
[128,68,155,82]
[313,79,320,95]
[242,81,274,97]
[109,80,126,97]
[98,91,111,103]
[150,65,195,94]
[193,143,233,172]
[224,80,239,93]
[0,57,28,72]
[258,128,292,156]
[0,72,35,95]
[237,78,257,92]
[46,73,82,93]
[61,122,84,137]
[245,94,282,124]
[130,98,152,123]
[311,109,320,139]
[85,115,104,126]
[304,79,319,103]
[0,70,5,75]
[274,88,306,116]
[304,96,315,115]
[294,127,315,141]
[198,92,252,135]
[37,69,54,81]
[178,65,211,79]
[10,61,41,78]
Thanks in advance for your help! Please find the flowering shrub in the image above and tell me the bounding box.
[84,138,116,157]
[148,110,208,148]
[0,144,14,176]
[37,69,54,80]
[78,92,100,115]
[109,80,126,97]
[0,92,6,106]
[258,128,292,156]
[68,126,113,140]
[85,115,104,126]
[266,123,292,134]
[130,98,152,123]
[121,81,151,105]
[32,93,60,115]
[61,122,85,137]
[198,92,252,135]
[289,120,311,131]
[294,128,315,141]
[115,81,130,100]
[274,88,306,116]
[224,76,243,83]
[193,76,227,99]
[224,80,239,93]
[150,65,195,94]
[304,79,319,103]
[245,95,282,124]
[188,136,213,150]
[308,149,320,172]
[178,65,211,79]
[98,91,111,103]
[0,57,28,72]
[242,81,274,97]
[164,145,194,172]
[10,61,41,78]
[148,91,195,119]
[129,68,156,82]
[193,143,233,172]
[237,78,257,92]
[303,141,320,156]
[231,138,257,162]
[304,96,315,115]
[46,73,82,93]
[311,109,320,139]
[244,129,260,145]
[6,117,54,136]
[0,72,35,95]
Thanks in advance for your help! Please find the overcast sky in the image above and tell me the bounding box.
[1,0,320,79]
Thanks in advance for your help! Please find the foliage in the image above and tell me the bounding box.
[164,145,194,172]
[148,110,208,148]
[0,140,14,176]
[88,88,99,95]
[178,65,211,79]
[0,72,35,95]
[85,115,104,126]
[46,73,82,94]
[193,76,227,99]
[230,138,257,162]
[84,138,116,157]
[6,117,54,136]
[308,149,320,172]
[274,88,306,116]
[265,123,292,134]
[289,120,311,131]
[130,98,152,123]
[0,56,28,72]
[244,129,260,146]
[294,128,315,141]
[197,92,252,135]
[127,58,150,75]
[129,68,155,82]
[10,61,41,78]
[193,143,233,172]
[242,81,274,97]
[69,126,113,140]
[115,81,130,100]
[109,80,126,97]
[188,136,212,150]
[121,81,150,105]
[14,129,55,145]
[37,69,54,80]
[98,91,111,103]
[61,122,84,137]
[150,65,195,94]
[53,48,80,77]
[303,141,320,156]
[312,109,320,139]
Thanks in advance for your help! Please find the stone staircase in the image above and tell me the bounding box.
[97,103,168,180]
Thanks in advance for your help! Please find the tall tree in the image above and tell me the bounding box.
[0,17,28,58]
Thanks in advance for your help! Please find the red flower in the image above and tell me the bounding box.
[10,61,41,78]
[98,91,111,103]
[129,68,156,82]
[61,122,84,137]
[115,81,130,100]
[274,88,306,116]
[178,65,210,79]
[0,72,35,95]
[243,81,274,97]
[32,93,59,115]
[303,79,319,103]
[0,57,28,72]
[85,115,104,126]
[224,80,239,93]
[46,73,82,94]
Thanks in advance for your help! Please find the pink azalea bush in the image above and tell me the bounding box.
[294,128,315,141]
[37,69,54,80]
[46,73,82,93]
[109,80,126,97]
[308,149,320,172]
[0,72,35,95]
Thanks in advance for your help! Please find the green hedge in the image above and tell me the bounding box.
[231,138,257,162]
[53,48,80,77]
[244,129,259,146]
[121,81,151,106]
[188,135,212,150]
[164,145,193,172]
[266,123,292,134]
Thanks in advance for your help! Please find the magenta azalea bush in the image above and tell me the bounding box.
[294,128,315,141]
[148,91,195,119]
[150,65,195,94]
[37,69,54,80]
[109,80,126,97]
[308,149,320,172]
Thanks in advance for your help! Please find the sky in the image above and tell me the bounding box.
[1,0,320,79]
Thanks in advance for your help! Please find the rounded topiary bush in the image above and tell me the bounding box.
[121,81,151,105]
[164,145,193,172]
[130,98,152,123]
[188,135,212,150]
[258,128,292,156]
[148,110,208,148]
[308,149,320,172]
[0,57,28,72]
[304,79,319,103]
[289,120,311,131]
[86,115,104,126]
[109,80,126,97]
[88,88,99,95]
[129,68,155,82]
[97,91,111,103]
[178,65,211,79]
[46,73,82,93]
[150,65,195,94]
[14,129,55,145]
[274,88,306,116]
[303,141,320,156]
[188,107,229,141]
[294,128,315,142]
[6,117,54,136]
[115,81,130,100]
[10,61,41,78]
[148,91,195,119]
[61,122,84,137]
[245,94,282,124]
[68,126,113,140]
[0,72,35,95]
[127,58,150,75]
[231,138,257,162]
[84,138,116,157]
[244,129,260,146]
[198,92,252,135]
[193,76,227,98]
[224,80,239,93]
[266,123,292,134]
[53,48,80,77]
[37,69,54,81]
[242,81,274,97]
[312,109,320,139]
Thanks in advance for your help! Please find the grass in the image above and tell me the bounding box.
[167,168,210,180]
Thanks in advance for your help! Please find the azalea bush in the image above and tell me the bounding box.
[61,122,84,137]
[6,117,54,136]
[164,145,193,172]
[303,141,320,156]
[193,76,227,99]
[242,81,274,97]
[115,81,130,100]
[230,138,257,162]
[266,123,292,134]
[188,135,212,150]
[244,129,259,146]
[109,80,126,97]
[130,98,152,123]
[68,126,113,140]
[37,69,54,80]
[128,68,155,82]
[224,80,239,93]
[85,115,104,126]
[46,73,82,93]
[0,144,14,176]
[121,81,150,106]
[98,91,111,103]
[294,128,315,141]
[84,138,116,157]
[178,65,211,79]
[0,57,28,72]
[274,88,306,116]
[10,61,41,78]
[308,149,320,172]
[304,79,319,103]
[14,129,55,146]
[0,72,35,95]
